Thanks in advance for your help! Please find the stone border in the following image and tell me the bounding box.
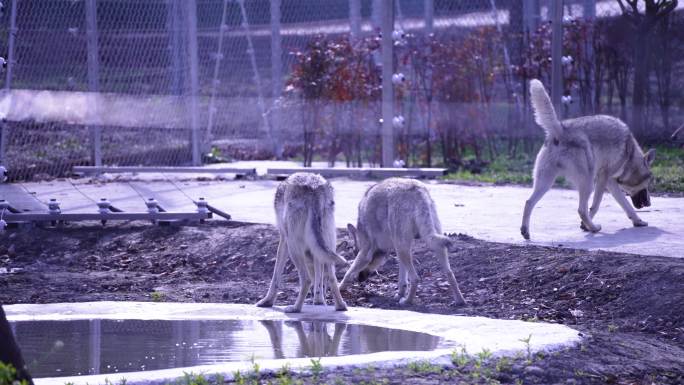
[5,302,581,385]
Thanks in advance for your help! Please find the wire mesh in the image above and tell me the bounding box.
[0,0,682,180]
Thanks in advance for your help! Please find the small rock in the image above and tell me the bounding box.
[524,365,545,376]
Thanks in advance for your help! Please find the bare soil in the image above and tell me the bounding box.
[0,221,682,384]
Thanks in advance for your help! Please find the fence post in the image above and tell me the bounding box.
[186,0,201,166]
[270,0,283,158]
[1,0,18,170]
[85,0,102,168]
[523,0,540,37]
[550,0,563,116]
[349,0,361,39]
[168,0,184,96]
[424,0,433,35]
[381,0,394,167]
[584,0,596,113]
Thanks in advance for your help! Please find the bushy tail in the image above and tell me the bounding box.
[530,79,562,139]
[308,207,348,266]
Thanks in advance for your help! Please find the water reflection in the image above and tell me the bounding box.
[11,319,441,378]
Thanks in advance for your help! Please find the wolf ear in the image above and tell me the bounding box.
[645,149,656,166]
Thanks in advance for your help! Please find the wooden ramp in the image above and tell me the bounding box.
[0,184,46,212]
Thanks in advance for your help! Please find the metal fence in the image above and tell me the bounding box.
[0,0,682,180]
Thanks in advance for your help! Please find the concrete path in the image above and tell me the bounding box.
[2,178,682,258]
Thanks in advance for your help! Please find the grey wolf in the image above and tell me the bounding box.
[256,172,348,312]
[339,178,466,306]
[521,79,655,240]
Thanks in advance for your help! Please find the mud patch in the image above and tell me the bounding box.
[1,221,682,384]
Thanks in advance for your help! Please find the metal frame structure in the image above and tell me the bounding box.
[0,196,229,230]
[265,167,447,179]
[72,166,257,176]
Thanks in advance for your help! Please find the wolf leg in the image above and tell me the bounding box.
[521,157,556,239]
[581,176,607,231]
[432,242,466,306]
[607,180,648,227]
[313,262,327,305]
[284,249,312,313]
[256,234,288,307]
[577,178,601,232]
[327,265,348,311]
[396,262,407,299]
[396,246,419,306]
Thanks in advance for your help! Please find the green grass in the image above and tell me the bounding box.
[443,146,684,194]
[0,362,30,385]
[650,146,684,194]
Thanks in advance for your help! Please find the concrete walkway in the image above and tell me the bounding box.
[2,178,682,258]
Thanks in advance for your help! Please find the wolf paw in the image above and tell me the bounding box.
[452,295,468,307]
[520,226,530,240]
[255,297,274,308]
[283,305,301,313]
[633,219,648,227]
[452,299,468,307]
[335,303,348,311]
[398,296,413,306]
[580,222,588,232]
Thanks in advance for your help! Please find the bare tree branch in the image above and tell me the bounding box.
[617,0,629,13]
[626,0,640,12]
[672,123,684,140]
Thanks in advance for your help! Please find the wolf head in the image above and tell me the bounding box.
[617,148,655,209]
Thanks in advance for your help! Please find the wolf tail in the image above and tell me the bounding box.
[308,205,348,266]
[530,79,562,139]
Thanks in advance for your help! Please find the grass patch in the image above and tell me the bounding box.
[443,146,684,193]
[650,146,684,193]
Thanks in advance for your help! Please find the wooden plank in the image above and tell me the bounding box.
[3,211,211,222]
[265,167,448,178]
[0,184,46,212]
[73,166,256,175]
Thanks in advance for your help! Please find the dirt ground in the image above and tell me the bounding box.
[1,221,682,384]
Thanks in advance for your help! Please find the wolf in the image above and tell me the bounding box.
[521,79,656,240]
[339,178,466,306]
[256,172,348,313]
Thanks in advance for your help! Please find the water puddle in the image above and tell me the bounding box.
[12,319,444,378]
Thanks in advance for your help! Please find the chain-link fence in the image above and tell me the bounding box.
[0,0,682,180]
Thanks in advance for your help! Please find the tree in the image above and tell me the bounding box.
[616,0,678,137]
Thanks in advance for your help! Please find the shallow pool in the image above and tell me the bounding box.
[12,319,443,378]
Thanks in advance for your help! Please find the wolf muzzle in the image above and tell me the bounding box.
[630,189,650,209]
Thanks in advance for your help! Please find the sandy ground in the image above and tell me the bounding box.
[3,177,682,258]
